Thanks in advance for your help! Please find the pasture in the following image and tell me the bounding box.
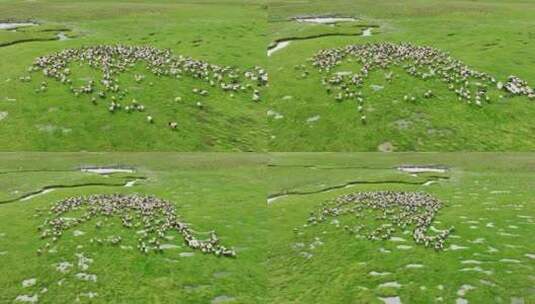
[0,0,267,151]
[267,153,535,303]
[267,0,535,151]
[0,152,268,303]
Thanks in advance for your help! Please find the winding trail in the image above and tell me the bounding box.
[0,176,147,205]
[267,176,449,204]
[267,25,378,56]
[0,37,60,48]
[0,29,73,48]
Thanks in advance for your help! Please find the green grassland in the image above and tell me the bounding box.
[267,153,535,303]
[0,152,533,303]
[0,0,268,151]
[267,0,535,151]
[0,153,268,303]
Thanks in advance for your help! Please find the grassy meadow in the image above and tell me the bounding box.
[267,153,535,303]
[0,0,268,151]
[0,152,534,303]
[1,1,534,304]
[267,0,535,151]
[0,153,268,303]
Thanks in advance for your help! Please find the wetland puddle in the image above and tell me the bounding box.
[56,32,69,41]
[0,22,37,30]
[81,167,135,174]
[362,28,373,37]
[295,17,357,24]
[268,23,376,56]
[20,189,55,201]
[397,165,448,174]
[267,41,291,56]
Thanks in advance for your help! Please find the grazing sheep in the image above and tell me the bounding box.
[27,44,269,131]
[310,42,534,123]
[304,191,453,251]
[37,194,236,257]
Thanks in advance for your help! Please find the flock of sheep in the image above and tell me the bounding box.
[22,44,268,130]
[310,42,534,124]
[37,194,236,257]
[304,191,454,251]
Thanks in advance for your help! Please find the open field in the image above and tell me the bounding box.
[0,152,533,303]
[0,0,268,151]
[267,0,535,151]
[2,0,535,151]
[0,153,268,303]
[1,1,535,303]
[267,153,535,303]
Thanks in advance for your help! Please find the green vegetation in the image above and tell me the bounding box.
[0,0,268,151]
[267,153,535,303]
[267,0,535,151]
[270,20,378,45]
[0,153,268,303]
[1,1,534,303]
[0,152,534,303]
[0,23,76,48]
[2,0,535,151]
